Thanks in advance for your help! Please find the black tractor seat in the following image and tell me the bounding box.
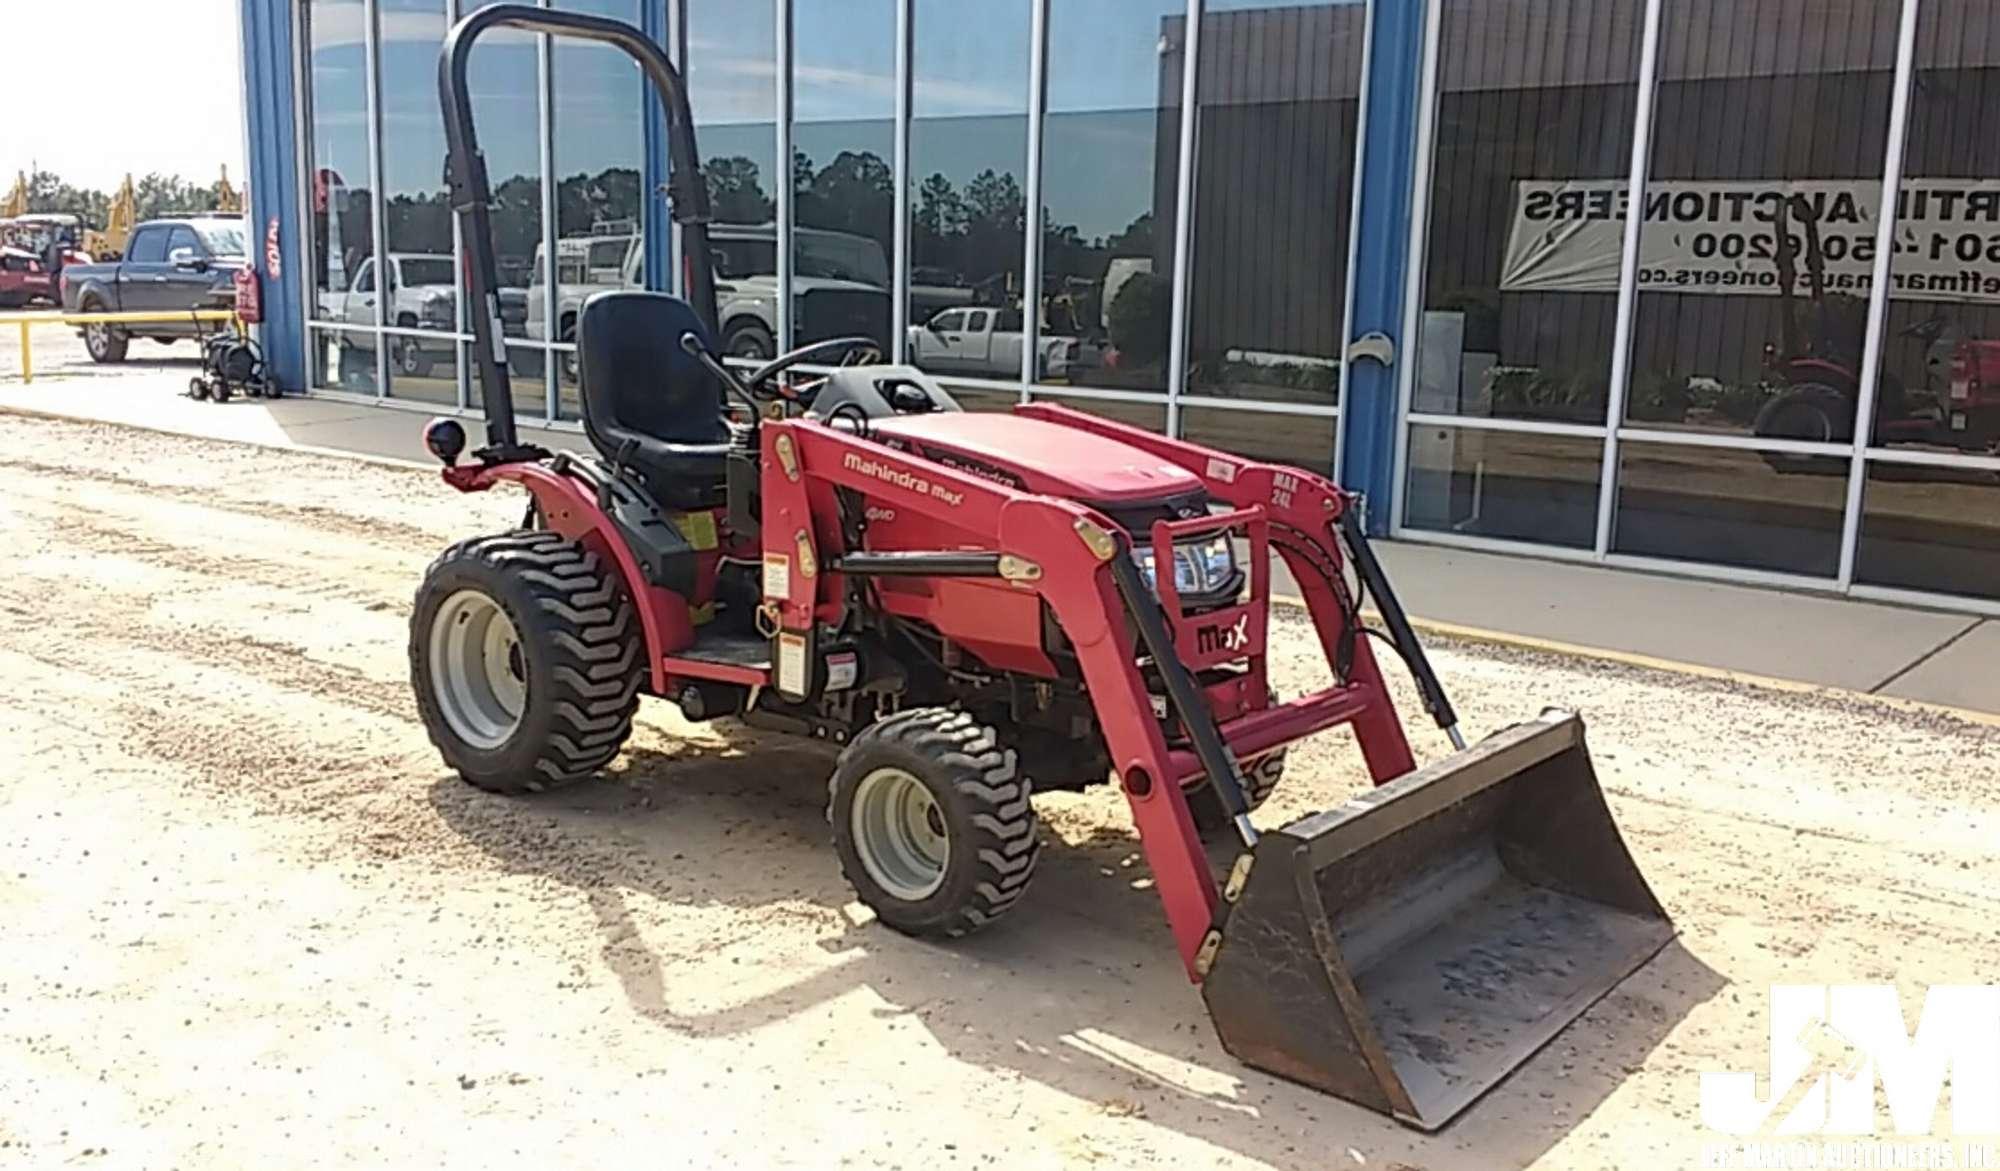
[577,290,736,510]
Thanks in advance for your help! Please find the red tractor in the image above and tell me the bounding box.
[0,245,53,309]
[411,6,1672,1131]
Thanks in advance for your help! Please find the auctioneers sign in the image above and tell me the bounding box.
[1500,178,2000,304]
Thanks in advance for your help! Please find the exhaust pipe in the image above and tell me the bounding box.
[1199,710,1672,1130]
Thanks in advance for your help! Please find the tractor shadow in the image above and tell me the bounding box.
[426,720,1724,1171]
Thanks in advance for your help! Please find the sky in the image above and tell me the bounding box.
[4,0,245,191]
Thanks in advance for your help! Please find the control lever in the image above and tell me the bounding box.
[601,435,637,512]
[678,331,761,418]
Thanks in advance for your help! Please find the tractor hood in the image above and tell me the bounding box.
[871,413,1202,505]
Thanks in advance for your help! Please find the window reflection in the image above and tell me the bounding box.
[1864,0,2000,462]
[794,0,896,356]
[307,0,374,345]
[1627,1,1900,439]
[462,0,545,416]
[1035,0,1185,396]
[906,0,1029,381]
[1405,426,1601,548]
[1182,408,1335,472]
[1613,441,1847,576]
[1411,0,1641,424]
[312,327,379,394]
[1857,461,2000,603]
[1185,0,1364,411]
[550,0,646,418]
[378,0,457,404]
[687,0,780,359]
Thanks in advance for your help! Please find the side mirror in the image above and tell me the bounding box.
[170,247,207,273]
[925,317,946,336]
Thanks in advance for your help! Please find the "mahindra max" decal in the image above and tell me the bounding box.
[842,451,967,507]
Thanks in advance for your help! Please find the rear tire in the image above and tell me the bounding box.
[410,530,643,795]
[829,708,1039,938]
[724,321,774,361]
[82,301,128,363]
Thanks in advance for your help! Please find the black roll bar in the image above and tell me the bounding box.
[438,4,717,460]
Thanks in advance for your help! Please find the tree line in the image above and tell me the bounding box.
[318,148,1155,296]
[9,170,235,224]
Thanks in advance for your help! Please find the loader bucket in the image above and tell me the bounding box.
[1200,710,1671,1130]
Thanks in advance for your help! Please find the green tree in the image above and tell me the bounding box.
[799,149,893,252]
[133,172,221,219]
[703,156,773,225]
[25,170,110,223]
[913,172,966,271]
[1107,270,1171,366]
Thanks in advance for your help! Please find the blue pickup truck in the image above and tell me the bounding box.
[59,214,247,363]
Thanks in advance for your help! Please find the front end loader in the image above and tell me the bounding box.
[409,5,1674,1131]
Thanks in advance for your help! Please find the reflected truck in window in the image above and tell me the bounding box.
[315,253,462,377]
[527,222,892,360]
[908,305,1078,381]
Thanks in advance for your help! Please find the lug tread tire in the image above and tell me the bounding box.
[828,707,1040,939]
[410,530,642,796]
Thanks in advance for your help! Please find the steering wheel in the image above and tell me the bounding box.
[741,335,882,403]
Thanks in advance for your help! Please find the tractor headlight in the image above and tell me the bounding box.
[1131,532,1237,598]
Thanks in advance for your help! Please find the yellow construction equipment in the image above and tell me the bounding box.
[1,173,27,220]
[88,175,138,260]
[215,166,242,214]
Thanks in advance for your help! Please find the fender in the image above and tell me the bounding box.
[1782,357,1859,390]
[443,460,684,692]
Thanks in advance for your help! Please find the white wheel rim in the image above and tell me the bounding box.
[86,323,109,352]
[428,589,526,750]
[850,767,949,901]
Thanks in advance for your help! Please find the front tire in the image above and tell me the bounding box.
[829,708,1040,938]
[410,531,643,795]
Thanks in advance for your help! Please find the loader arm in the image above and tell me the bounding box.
[760,416,1435,975]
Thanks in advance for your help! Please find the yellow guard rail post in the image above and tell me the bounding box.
[0,310,239,384]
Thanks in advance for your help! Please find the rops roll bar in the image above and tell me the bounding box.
[438,4,717,461]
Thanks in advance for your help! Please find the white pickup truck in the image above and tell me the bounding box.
[527,223,891,362]
[317,252,460,375]
[907,305,1077,380]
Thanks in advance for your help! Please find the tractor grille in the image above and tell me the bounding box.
[797,288,890,350]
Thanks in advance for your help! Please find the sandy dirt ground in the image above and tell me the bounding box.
[0,410,1997,1170]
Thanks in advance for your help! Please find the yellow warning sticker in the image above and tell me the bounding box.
[762,553,791,601]
[777,632,809,696]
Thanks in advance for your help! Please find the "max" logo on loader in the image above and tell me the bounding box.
[1195,614,1251,656]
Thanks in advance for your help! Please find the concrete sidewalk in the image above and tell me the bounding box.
[3,368,1994,717]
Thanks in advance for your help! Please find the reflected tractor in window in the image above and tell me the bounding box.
[1754,195,2000,461]
[409,4,1677,1132]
